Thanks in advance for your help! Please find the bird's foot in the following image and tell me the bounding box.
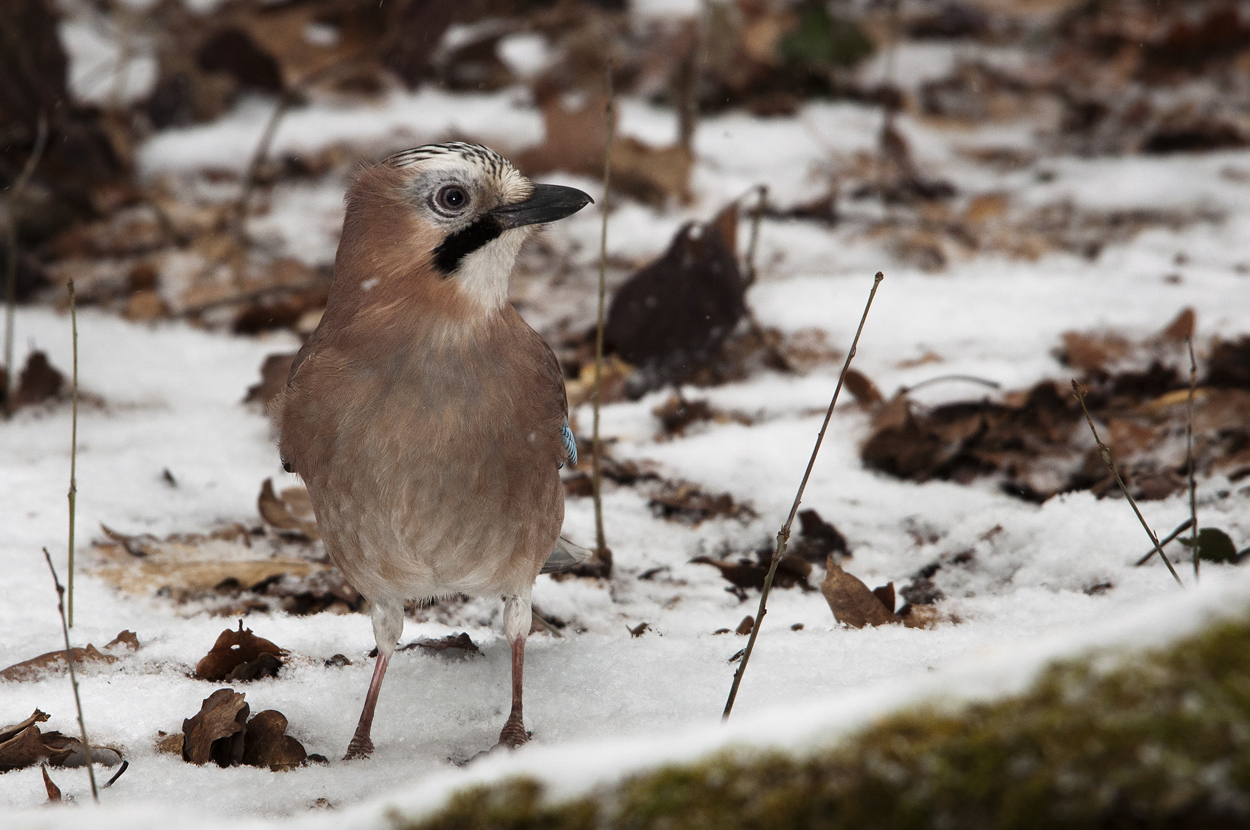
[343,734,374,761]
[497,716,530,749]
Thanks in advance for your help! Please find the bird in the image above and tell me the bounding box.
[273,142,593,759]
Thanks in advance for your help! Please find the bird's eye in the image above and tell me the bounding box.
[434,185,470,213]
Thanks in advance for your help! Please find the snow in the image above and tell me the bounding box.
[6,24,1250,830]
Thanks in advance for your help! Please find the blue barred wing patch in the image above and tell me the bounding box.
[559,419,577,468]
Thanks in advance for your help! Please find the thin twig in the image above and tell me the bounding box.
[902,374,1002,394]
[723,271,884,721]
[42,548,98,802]
[4,115,49,417]
[68,282,79,627]
[738,185,792,372]
[875,0,902,220]
[591,61,616,558]
[741,185,767,290]
[232,88,299,255]
[1071,380,1182,587]
[1186,337,1198,580]
[179,280,326,317]
[1134,517,1195,567]
[108,1,135,110]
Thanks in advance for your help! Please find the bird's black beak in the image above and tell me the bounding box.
[490,184,593,229]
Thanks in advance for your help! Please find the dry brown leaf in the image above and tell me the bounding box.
[962,192,1010,225]
[182,688,249,766]
[258,479,320,539]
[735,615,755,635]
[11,351,63,409]
[241,710,307,771]
[0,713,51,772]
[872,582,896,614]
[605,221,746,392]
[155,731,184,756]
[612,137,694,206]
[843,368,884,406]
[1158,307,1196,343]
[42,765,61,802]
[691,550,810,592]
[245,352,296,406]
[195,622,286,681]
[400,632,481,657]
[565,355,633,409]
[1060,330,1134,373]
[650,481,756,526]
[821,561,900,628]
[0,643,119,682]
[790,509,850,563]
[0,711,122,772]
[899,603,947,629]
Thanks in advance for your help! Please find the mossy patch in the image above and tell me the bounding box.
[400,610,1250,829]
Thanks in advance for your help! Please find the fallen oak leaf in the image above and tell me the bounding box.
[244,352,296,407]
[691,550,811,592]
[0,711,123,772]
[0,642,119,682]
[821,560,900,628]
[0,710,50,744]
[195,621,286,681]
[40,733,123,768]
[604,220,747,394]
[258,478,320,539]
[398,632,481,657]
[182,688,249,766]
[0,712,51,772]
[241,710,307,771]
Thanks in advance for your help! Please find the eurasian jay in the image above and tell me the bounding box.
[275,142,592,759]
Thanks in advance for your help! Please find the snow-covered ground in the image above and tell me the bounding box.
[4,56,1250,827]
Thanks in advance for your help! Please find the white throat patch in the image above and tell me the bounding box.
[452,226,528,313]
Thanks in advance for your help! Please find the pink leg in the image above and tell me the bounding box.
[344,650,390,760]
[497,637,529,748]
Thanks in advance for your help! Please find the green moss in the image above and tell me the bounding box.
[394,612,1250,830]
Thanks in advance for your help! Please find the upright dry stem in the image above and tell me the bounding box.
[4,116,49,416]
[723,271,884,721]
[232,89,298,256]
[741,185,767,290]
[591,62,617,556]
[1072,380,1182,587]
[67,282,79,626]
[42,548,98,801]
[1186,337,1198,579]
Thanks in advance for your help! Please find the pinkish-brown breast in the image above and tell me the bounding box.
[278,295,567,604]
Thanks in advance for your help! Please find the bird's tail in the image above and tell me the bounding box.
[541,536,594,574]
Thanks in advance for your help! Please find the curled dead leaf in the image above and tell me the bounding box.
[195,621,286,681]
[398,632,481,657]
[42,765,61,802]
[820,561,899,628]
[0,640,122,682]
[258,478,320,539]
[182,688,249,766]
[241,710,307,771]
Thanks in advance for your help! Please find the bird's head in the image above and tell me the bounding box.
[336,142,592,316]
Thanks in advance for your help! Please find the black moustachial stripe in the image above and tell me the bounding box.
[432,215,504,276]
